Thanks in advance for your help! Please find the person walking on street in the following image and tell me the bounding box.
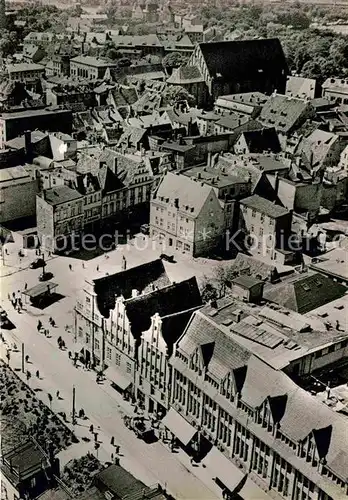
[56,390,60,399]
[25,355,29,363]
[69,264,72,271]
[68,351,72,359]
[89,424,94,434]
[36,370,40,378]
[24,283,28,290]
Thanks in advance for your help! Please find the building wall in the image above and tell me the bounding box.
[0,111,72,147]
[169,353,346,500]
[277,179,322,215]
[0,177,39,223]
[193,190,226,256]
[286,339,348,376]
[135,314,170,413]
[36,195,54,247]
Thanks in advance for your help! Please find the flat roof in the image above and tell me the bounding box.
[71,56,118,68]
[7,63,44,73]
[23,282,58,298]
[41,186,83,206]
[0,107,71,120]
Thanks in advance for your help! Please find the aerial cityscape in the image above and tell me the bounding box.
[0,0,348,499]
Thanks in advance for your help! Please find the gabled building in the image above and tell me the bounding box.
[188,39,288,106]
[234,128,281,155]
[75,259,171,391]
[286,76,317,100]
[322,77,348,104]
[239,194,293,264]
[259,95,315,150]
[150,171,234,257]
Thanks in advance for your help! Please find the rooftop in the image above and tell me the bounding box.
[240,194,289,218]
[7,63,44,73]
[93,259,170,318]
[263,272,347,314]
[197,39,288,81]
[260,94,312,134]
[232,275,264,289]
[239,127,281,154]
[182,165,248,188]
[70,56,118,68]
[41,186,83,206]
[0,107,71,120]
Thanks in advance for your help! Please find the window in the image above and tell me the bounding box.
[95,339,100,350]
[115,353,121,365]
[126,361,131,373]
[106,347,112,359]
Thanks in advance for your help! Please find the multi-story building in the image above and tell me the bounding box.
[322,78,348,104]
[74,259,172,394]
[188,39,288,106]
[36,185,84,251]
[164,300,348,500]
[239,194,293,264]
[150,171,235,257]
[70,56,118,80]
[133,276,202,414]
[0,108,72,148]
[0,165,39,224]
[214,92,268,118]
[7,63,45,87]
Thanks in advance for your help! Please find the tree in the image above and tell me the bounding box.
[162,85,196,107]
[200,280,218,304]
[162,52,188,69]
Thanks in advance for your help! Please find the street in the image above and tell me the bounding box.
[0,236,270,500]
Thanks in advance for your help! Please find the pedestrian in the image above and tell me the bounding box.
[36,370,40,378]
[89,424,94,433]
[24,283,28,290]
[61,340,65,349]
[12,292,15,299]
[69,264,72,271]
[115,445,120,454]
[110,436,115,446]
[7,293,11,301]
[58,336,62,343]
[37,320,42,332]
[111,453,114,462]
[5,248,8,255]
[82,262,85,269]
[68,351,72,359]
[96,265,99,272]
[56,390,60,399]
[18,298,22,309]
[94,432,98,442]
[48,251,51,257]
[25,354,29,363]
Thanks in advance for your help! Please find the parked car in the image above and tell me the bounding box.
[140,224,150,235]
[160,253,175,263]
[0,307,10,328]
[30,258,45,269]
[39,271,53,282]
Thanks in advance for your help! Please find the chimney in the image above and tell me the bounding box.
[24,130,32,161]
[112,157,117,174]
[207,151,212,168]
[274,171,279,195]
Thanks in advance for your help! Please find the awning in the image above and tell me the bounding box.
[161,408,197,446]
[202,446,247,494]
[23,282,58,298]
[104,366,132,391]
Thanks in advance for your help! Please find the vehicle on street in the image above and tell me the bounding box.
[160,253,175,263]
[29,258,45,269]
[0,307,10,328]
[140,224,150,235]
[38,271,53,282]
[123,415,154,440]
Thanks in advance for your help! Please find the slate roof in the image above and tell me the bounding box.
[263,272,347,314]
[238,127,281,154]
[177,311,251,381]
[125,277,202,338]
[240,194,289,218]
[232,275,263,289]
[260,94,312,134]
[93,259,170,318]
[41,186,83,206]
[155,172,214,217]
[197,38,287,81]
[95,464,146,499]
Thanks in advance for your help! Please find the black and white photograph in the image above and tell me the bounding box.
[1,0,348,498]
